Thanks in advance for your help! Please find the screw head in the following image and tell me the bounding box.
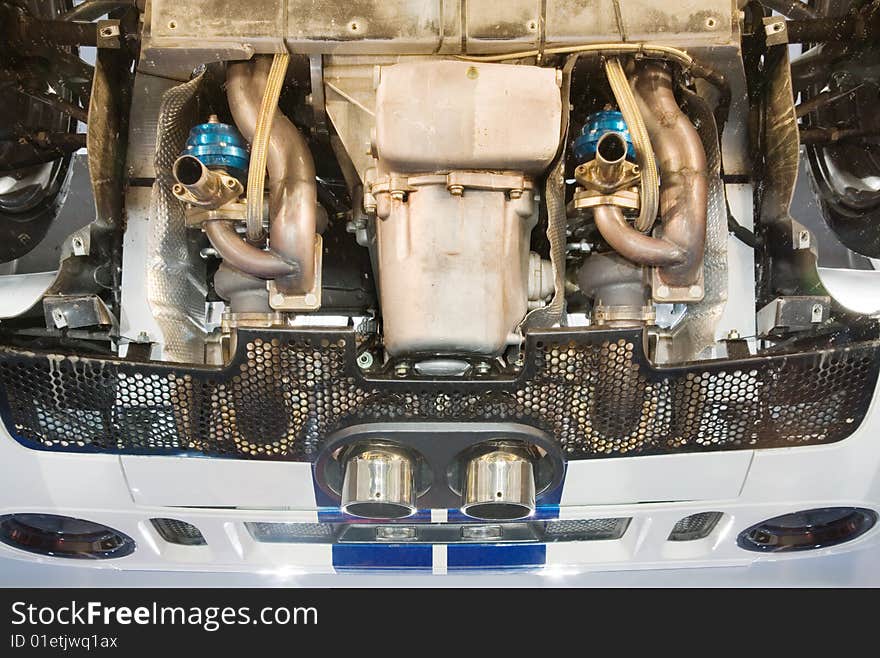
[394,363,409,377]
[356,351,374,369]
[448,185,464,197]
[271,293,285,306]
[656,285,670,299]
[474,362,491,375]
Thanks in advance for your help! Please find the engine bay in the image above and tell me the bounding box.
[1,0,879,521]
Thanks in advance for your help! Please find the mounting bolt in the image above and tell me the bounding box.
[656,285,670,299]
[509,189,523,200]
[304,293,318,307]
[137,331,150,343]
[356,351,374,369]
[688,285,703,298]
[726,329,741,340]
[394,362,410,377]
[474,362,491,375]
[271,293,285,307]
[390,191,405,201]
[448,184,464,197]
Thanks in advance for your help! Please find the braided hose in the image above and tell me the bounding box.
[245,52,290,243]
[604,57,659,233]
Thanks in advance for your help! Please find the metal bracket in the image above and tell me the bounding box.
[763,16,789,46]
[96,19,122,49]
[790,219,817,254]
[308,54,329,140]
[43,295,114,330]
[652,267,705,303]
[757,296,831,337]
[570,187,640,211]
[267,235,323,311]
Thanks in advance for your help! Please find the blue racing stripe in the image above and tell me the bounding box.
[332,544,433,571]
[447,544,546,571]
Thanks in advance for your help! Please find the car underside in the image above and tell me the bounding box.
[0,0,879,572]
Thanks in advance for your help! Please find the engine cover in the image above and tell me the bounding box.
[370,61,562,356]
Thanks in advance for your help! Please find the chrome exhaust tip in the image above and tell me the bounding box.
[340,444,417,519]
[460,443,536,521]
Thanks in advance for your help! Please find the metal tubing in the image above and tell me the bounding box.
[631,62,708,287]
[226,57,318,295]
[593,205,686,267]
[340,445,417,519]
[605,57,659,233]
[60,0,140,22]
[204,222,294,279]
[461,443,536,521]
[594,132,628,187]
[172,155,232,207]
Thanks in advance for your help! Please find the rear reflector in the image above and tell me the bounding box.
[737,507,877,553]
[0,513,135,559]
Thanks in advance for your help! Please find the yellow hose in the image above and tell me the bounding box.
[454,43,693,68]
[246,52,290,243]
[605,57,659,233]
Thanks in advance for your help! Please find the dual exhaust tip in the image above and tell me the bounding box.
[340,442,537,521]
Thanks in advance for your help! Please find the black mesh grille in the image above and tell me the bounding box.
[668,512,724,541]
[150,518,206,546]
[543,517,631,541]
[0,328,877,461]
[246,522,336,543]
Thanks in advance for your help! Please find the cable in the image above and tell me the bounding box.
[604,57,659,233]
[454,42,694,67]
[245,52,290,244]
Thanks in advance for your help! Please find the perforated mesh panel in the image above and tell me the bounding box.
[246,522,336,543]
[668,512,723,541]
[543,517,631,541]
[0,328,877,461]
[150,518,206,546]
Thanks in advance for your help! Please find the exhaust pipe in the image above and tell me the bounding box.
[461,443,537,521]
[340,444,417,519]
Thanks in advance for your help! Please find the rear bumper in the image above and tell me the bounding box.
[1,384,879,574]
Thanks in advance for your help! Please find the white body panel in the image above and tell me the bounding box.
[1,377,879,575]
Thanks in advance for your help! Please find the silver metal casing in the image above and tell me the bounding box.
[340,445,417,519]
[461,443,537,521]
